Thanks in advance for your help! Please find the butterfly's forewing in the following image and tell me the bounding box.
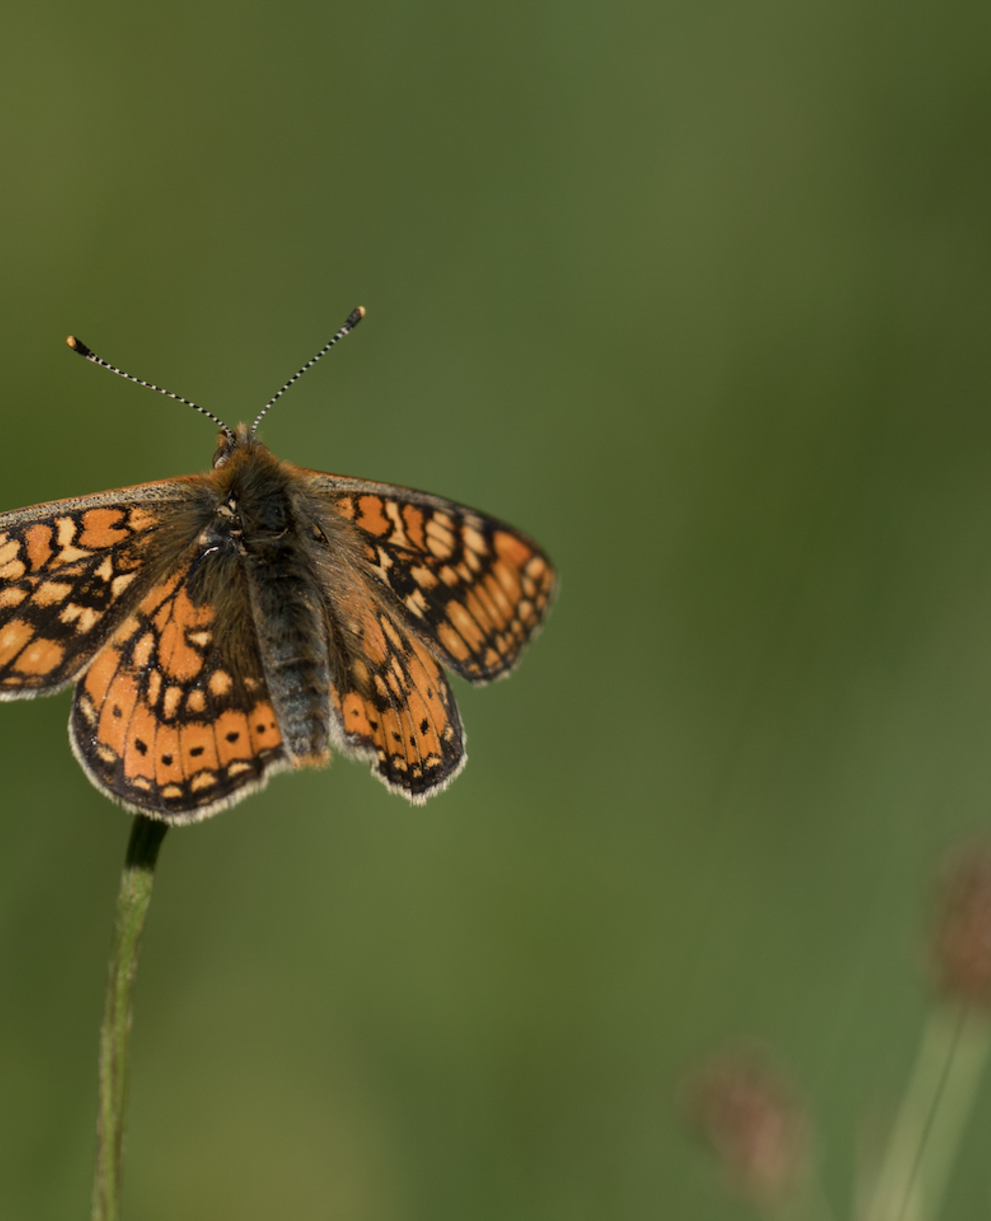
[303,473,557,684]
[70,555,289,822]
[0,484,191,700]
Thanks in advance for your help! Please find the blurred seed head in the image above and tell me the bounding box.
[932,844,991,1008]
[687,1045,812,1206]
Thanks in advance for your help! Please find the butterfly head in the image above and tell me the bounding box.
[212,422,265,470]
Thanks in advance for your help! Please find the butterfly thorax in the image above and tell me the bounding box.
[205,429,294,550]
[190,430,332,768]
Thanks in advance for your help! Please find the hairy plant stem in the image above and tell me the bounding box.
[91,815,168,1221]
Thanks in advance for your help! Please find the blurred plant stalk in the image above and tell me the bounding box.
[861,845,991,1221]
[92,815,168,1221]
[693,844,991,1221]
[859,1004,989,1221]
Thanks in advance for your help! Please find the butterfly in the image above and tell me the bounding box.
[0,309,555,823]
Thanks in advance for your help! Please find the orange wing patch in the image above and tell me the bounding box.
[70,566,287,821]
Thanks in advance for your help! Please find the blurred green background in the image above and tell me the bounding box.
[3,0,991,1217]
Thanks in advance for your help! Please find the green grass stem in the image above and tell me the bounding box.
[91,815,168,1221]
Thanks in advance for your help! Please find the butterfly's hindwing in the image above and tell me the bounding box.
[70,558,289,821]
[326,581,465,802]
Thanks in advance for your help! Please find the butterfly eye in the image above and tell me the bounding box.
[212,433,234,468]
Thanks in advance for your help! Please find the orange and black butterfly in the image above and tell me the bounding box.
[0,309,555,823]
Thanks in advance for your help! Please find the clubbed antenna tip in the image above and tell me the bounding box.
[251,305,368,434]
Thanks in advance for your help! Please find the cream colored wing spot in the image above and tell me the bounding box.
[209,670,232,697]
[33,576,74,605]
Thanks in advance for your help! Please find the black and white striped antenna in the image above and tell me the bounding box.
[66,304,365,438]
[251,306,365,434]
[66,335,234,436]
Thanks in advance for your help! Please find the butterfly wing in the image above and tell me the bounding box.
[0,479,288,822]
[0,483,194,699]
[324,577,465,803]
[70,556,289,822]
[301,472,557,684]
[293,470,554,802]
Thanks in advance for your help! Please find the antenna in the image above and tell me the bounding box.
[251,306,365,434]
[66,336,233,436]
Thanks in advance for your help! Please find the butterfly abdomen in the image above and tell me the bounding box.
[222,448,332,768]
